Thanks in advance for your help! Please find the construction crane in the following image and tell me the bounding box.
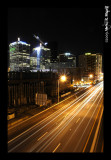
[33,34,48,47]
[33,34,48,70]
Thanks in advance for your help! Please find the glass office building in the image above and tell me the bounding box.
[78,53,102,80]
[9,38,30,72]
[31,46,51,71]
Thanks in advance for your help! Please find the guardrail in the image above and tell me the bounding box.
[61,92,71,98]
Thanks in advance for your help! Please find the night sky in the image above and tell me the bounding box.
[8,7,104,56]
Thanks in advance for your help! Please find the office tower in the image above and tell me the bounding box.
[78,53,102,80]
[9,38,30,72]
[30,50,37,71]
[31,46,51,71]
[40,46,51,70]
[58,52,76,68]
[96,53,103,80]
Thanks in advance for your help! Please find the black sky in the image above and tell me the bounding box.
[8,7,104,56]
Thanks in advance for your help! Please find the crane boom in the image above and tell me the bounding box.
[33,34,47,46]
[33,34,48,70]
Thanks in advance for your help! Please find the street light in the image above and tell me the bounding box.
[81,78,84,86]
[89,74,93,78]
[58,75,66,103]
[60,75,66,82]
[88,74,94,84]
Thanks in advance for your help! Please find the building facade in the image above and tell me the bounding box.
[95,53,103,80]
[78,53,102,81]
[7,72,72,107]
[30,51,37,71]
[31,46,51,71]
[58,52,76,68]
[40,47,51,70]
[9,38,30,72]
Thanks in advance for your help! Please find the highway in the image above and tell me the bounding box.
[8,81,104,152]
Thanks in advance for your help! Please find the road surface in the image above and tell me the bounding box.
[8,81,104,152]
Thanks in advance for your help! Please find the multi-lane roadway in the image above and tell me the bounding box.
[8,81,104,152]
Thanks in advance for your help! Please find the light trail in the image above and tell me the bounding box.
[61,90,103,152]
[34,84,103,152]
[8,86,85,130]
[52,143,61,153]
[74,91,103,152]
[28,87,101,152]
[8,82,103,152]
[8,82,101,131]
[90,103,103,152]
[8,83,98,144]
[37,132,48,141]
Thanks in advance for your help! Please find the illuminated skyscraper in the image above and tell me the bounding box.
[40,47,51,70]
[31,46,51,71]
[9,38,30,72]
[78,53,102,80]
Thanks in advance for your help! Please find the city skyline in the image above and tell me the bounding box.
[8,7,104,56]
[8,37,102,73]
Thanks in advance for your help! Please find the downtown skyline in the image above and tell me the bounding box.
[8,7,104,56]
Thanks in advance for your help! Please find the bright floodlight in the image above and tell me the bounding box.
[44,42,48,45]
[65,53,70,56]
[60,75,66,82]
[34,46,41,52]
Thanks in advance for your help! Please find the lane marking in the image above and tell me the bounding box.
[59,90,103,152]
[8,85,103,152]
[52,143,61,153]
[36,89,99,152]
[8,88,92,144]
[35,86,103,152]
[37,132,48,141]
[8,84,102,145]
[76,118,80,123]
[82,99,103,152]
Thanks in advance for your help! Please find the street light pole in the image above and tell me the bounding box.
[57,75,66,103]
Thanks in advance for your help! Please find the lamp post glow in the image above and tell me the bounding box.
[88,74,94,84]
[89,74,93,78]
[58,75,66,103]
[60,75,66,82]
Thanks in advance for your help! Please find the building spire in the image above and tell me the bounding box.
[18,37,20,41]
